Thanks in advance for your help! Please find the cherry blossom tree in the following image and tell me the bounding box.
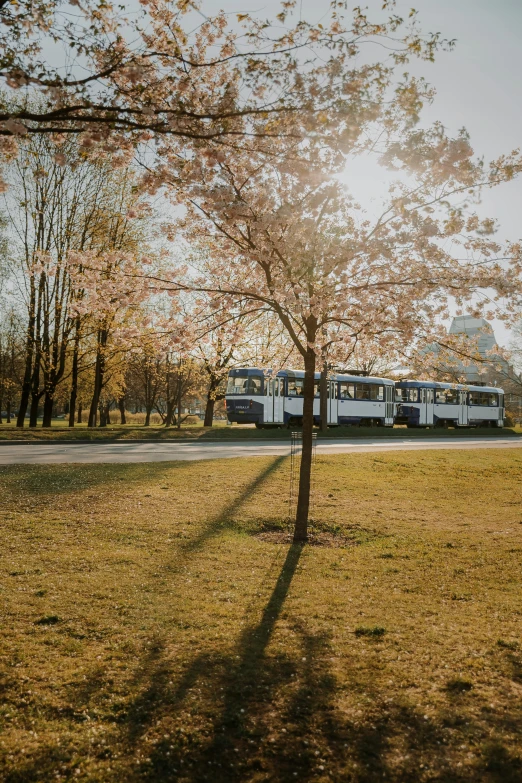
[0,1,442,130]
[0,0,449,198]
[158,123,522,543]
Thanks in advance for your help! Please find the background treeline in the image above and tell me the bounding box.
[0,133,292,427]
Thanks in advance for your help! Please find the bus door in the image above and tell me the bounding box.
[273,377,285,424]
[264,378,274,423]
[385,384,395,425]
[425,388,434,426]
[419,387,427,425]
[328,381,338,424]
[459,390,468,426]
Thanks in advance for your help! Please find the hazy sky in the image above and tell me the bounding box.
[200,0,522,346]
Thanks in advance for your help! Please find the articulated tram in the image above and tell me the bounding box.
[225,368,395,428]
[395,380,504,428]
[225,368,505,429]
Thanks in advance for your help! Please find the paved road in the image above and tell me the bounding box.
[0,437,521,465]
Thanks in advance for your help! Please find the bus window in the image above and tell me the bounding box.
[339,382,355,399]
[370,385,384,401]
[355,383,371,400]
[445,389,458,405]
[288,378,304,396]
[396,388,419,403]
[469,391,490,406]
[226,373,263,395]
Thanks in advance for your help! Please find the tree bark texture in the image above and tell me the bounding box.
[294,347,316,542]
[29,347,42,427]
[42,392,54,427]
[320,359,328,433]
[98,402,111,427]
[68,327,80,427]
[203,394,215,427]
[164,399,175,427]
[88,328,107,427]
[16,276,37,427]
[118,395,126,425]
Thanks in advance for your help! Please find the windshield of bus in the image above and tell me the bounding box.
[226,373,264,395]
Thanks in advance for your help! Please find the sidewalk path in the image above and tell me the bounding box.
[0,437,521,465]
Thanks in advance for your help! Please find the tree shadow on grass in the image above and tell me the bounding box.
[175,455,287,558]
[130,550,522,783]
[0,453,287,517]
[5,540,522,783]
[140,542,305,782]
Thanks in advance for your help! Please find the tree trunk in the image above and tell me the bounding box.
[0,391,3,424]
[102,402,111,426]
[294,347,316,543]
[29,351,41,427]
[320,359,328,433]
[16,279,37,428]
[144,406,152,426]
[203,394,215,427]
[17,358,32,427]
[176,382,183,430]
[77,403,82,424]
[68,321,80,427]
[42,391,54,427]
[118,395,126,425]
[164,399,175,427]
[88,328,107,428]
[29,394,40,427]
[6,398,11,424]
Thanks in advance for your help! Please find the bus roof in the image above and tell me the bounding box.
[396,379,503,394]
[228,368,394,384]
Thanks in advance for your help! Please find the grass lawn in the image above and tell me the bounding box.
[1,450,522,782]
[0,422,520,441]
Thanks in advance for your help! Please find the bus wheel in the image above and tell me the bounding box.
[255,422,264,429]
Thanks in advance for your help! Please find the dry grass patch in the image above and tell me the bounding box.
[0,450,522,782]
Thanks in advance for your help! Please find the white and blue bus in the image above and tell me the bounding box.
[395,380,505,428]
[225,368,395,428]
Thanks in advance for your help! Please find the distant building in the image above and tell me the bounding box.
[418,314,522,389]
[449,316,497,353]
[446,316,506,384]
[393,314,516,386]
